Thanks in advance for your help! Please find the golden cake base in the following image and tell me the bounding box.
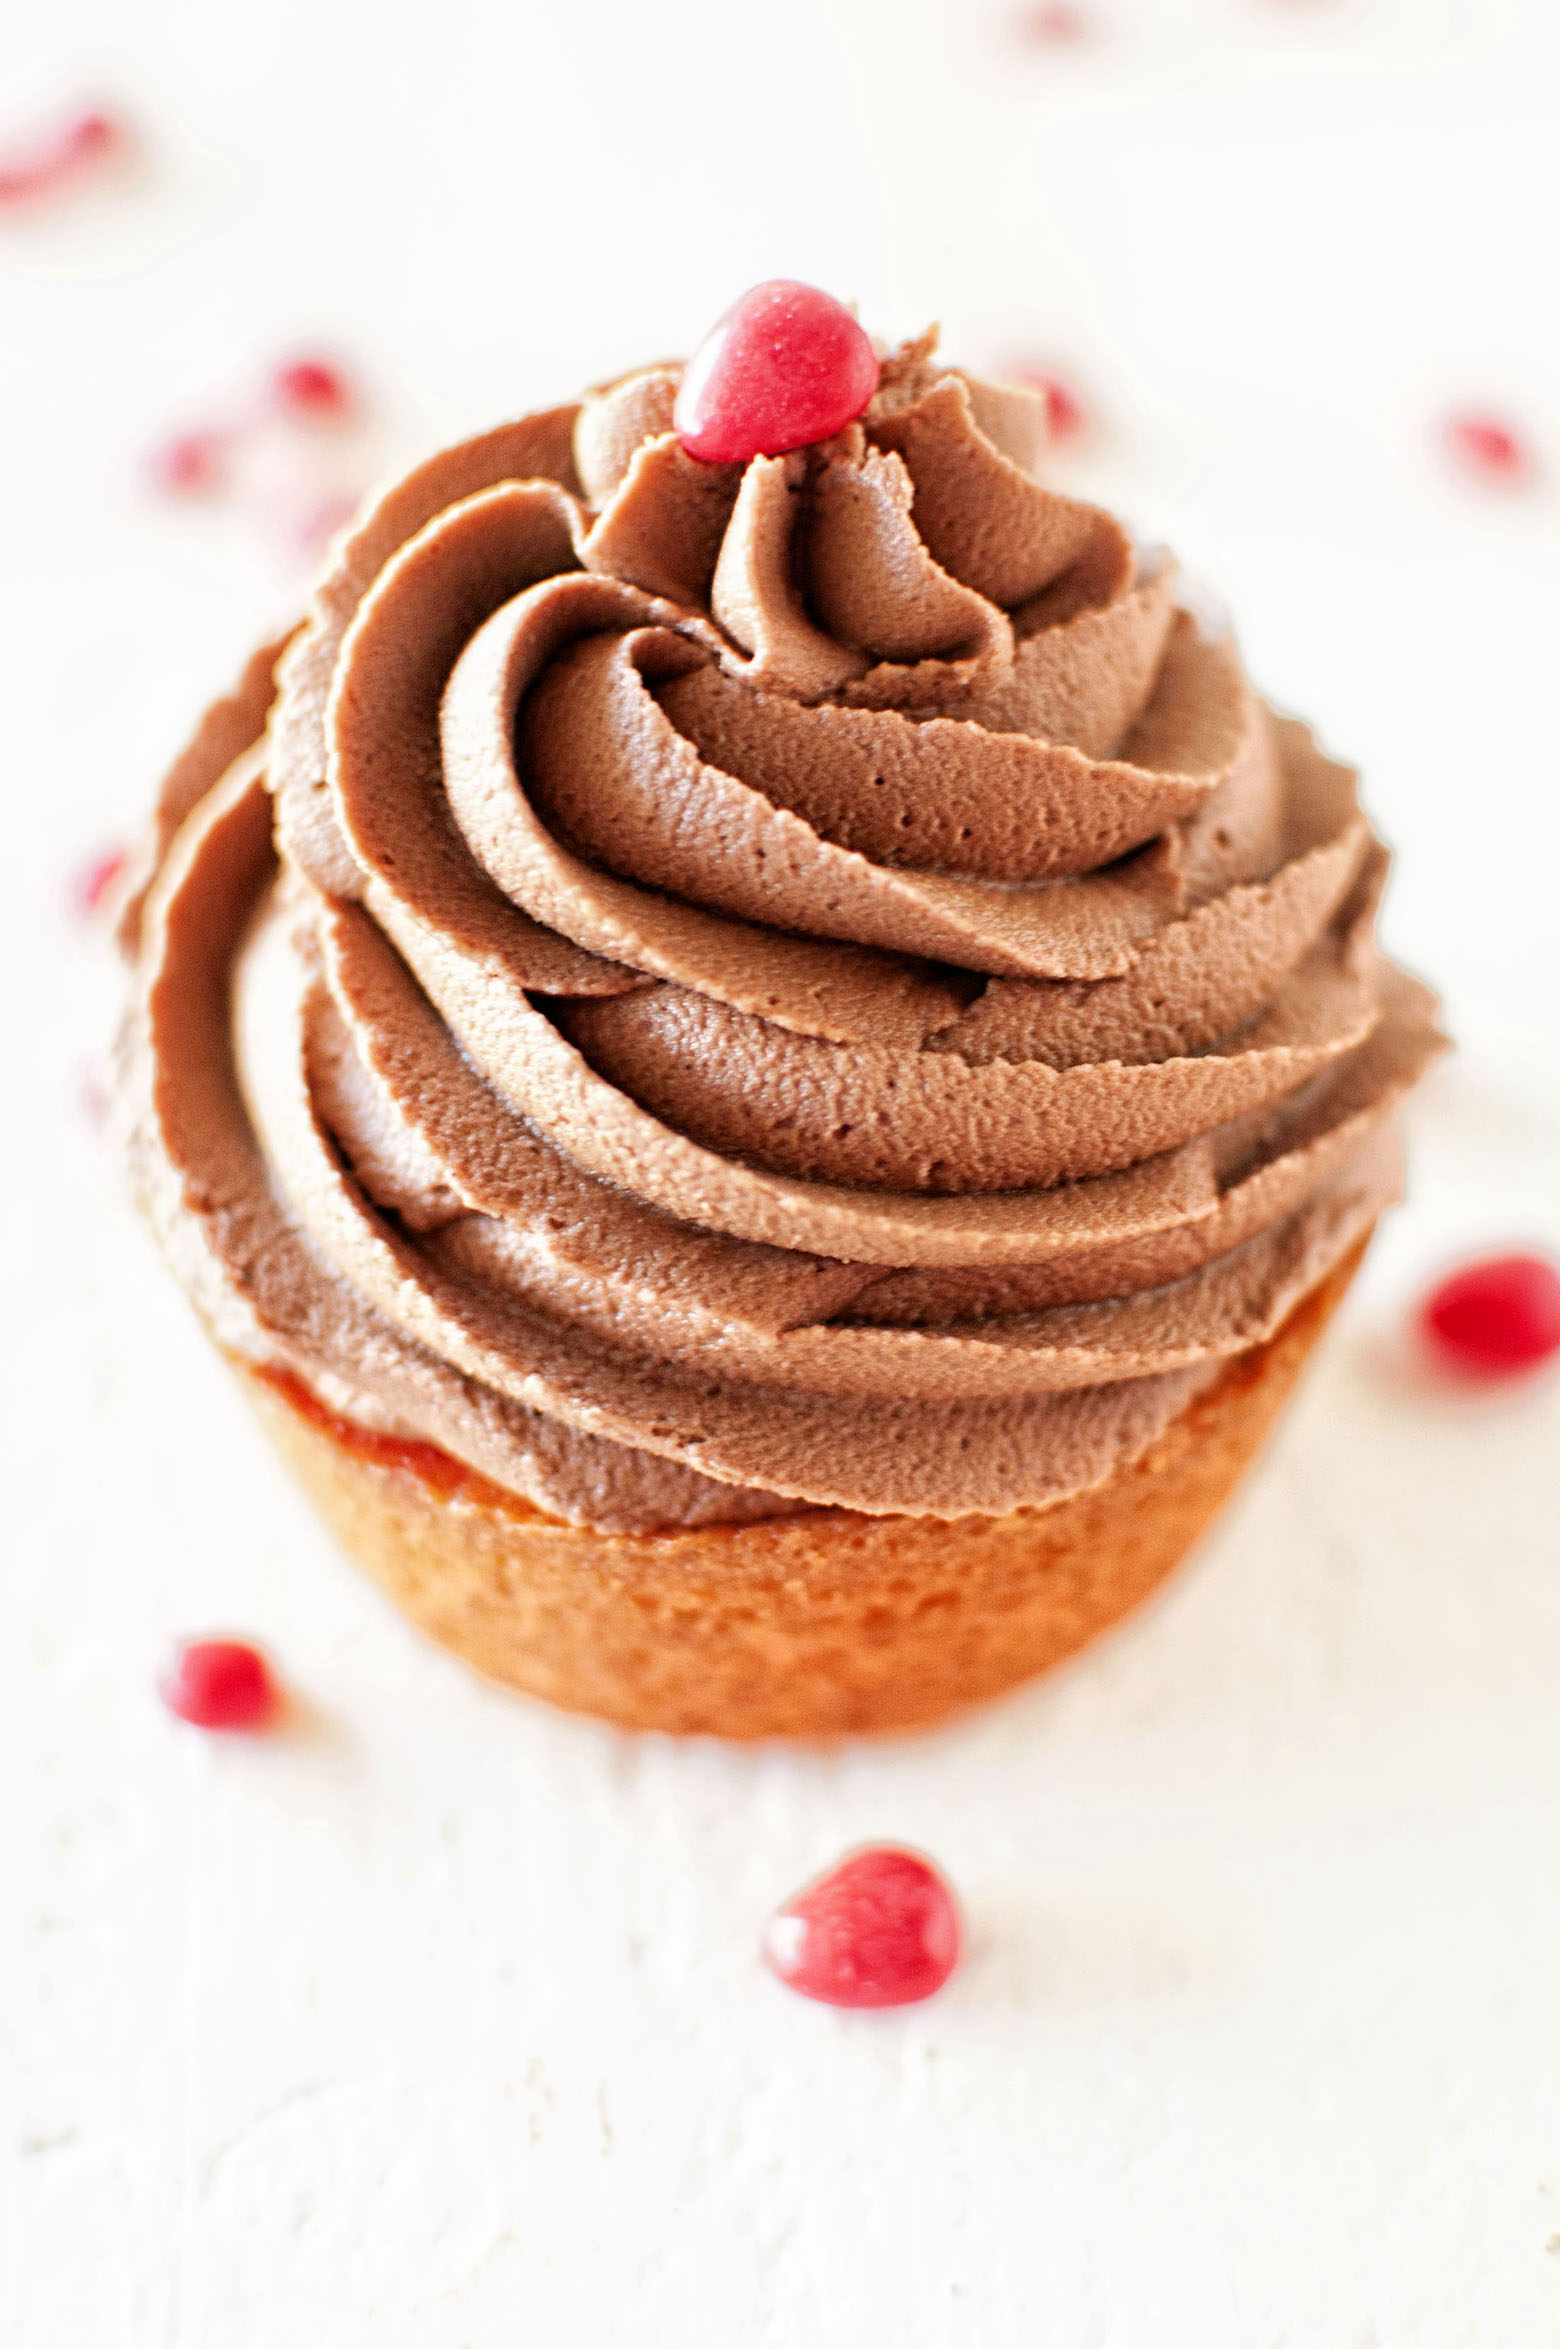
[238,1243,1365,1740]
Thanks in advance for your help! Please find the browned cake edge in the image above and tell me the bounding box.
[235,1239,1368,1739]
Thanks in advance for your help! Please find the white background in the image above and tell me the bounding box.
[3,2,1559,2342]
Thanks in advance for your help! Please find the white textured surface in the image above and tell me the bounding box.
[5,3,1560,2341]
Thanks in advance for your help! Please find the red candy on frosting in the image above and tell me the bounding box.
[764,1846,961,2008]
[674,281,880,466]
[1419,1252,1560,1378]
[159,1639,278,1730]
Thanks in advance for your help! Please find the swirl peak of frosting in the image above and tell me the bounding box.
[120,323,1443,1527]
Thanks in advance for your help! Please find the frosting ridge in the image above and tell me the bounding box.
[120,328,1443,1527]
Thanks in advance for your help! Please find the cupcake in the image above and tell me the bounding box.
[119,283,1443,1737]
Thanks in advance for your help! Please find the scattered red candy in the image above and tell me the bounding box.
[1441,409,1533,486]
[764,1846,961,2009]
[68,843,129,922]
[271,354,356,421]
[1418,1253,1560,1379]
[0,105,126,208]
[1011,366,1090,444]
[159,1639,278,1731]
[288,490,360,561]
[76,1057,111,1129]
[1015,2,1092,42]
[674,280,880,467]
[147,429,227,497]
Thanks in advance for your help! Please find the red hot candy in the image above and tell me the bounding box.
[271,356,356,420]
[674,281,880,466]
[147,430,226,497]
[290,491,360,560]
[0,107,124,207]
[69,844,129,922]
[1011,366,1089,443]
[159,1639,278,1731]
[764,1845,962,2008]
[1419,1253,1560,1379]
[1015,4,1091,43]
[1442,411,1532,485]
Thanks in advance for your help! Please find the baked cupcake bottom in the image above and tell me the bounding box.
[237,1240,1367,1739]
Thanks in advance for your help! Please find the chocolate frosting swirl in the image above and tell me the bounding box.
[120,331,1443,1528]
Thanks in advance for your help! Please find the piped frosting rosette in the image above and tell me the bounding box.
[123,334,1443,1527]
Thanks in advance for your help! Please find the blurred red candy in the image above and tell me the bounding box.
[290,490,360,560]
[159,1639,278,1731]
[1419,1253,1560,1378]
[1011,366,1090,443]
[271,355,357,421]
[147,430,227,497]
[1442,410,1533,486]
[0,105,127,207]
[76,1058,111,1129]
[69,844,129,922]
[1014,3,1091,43]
